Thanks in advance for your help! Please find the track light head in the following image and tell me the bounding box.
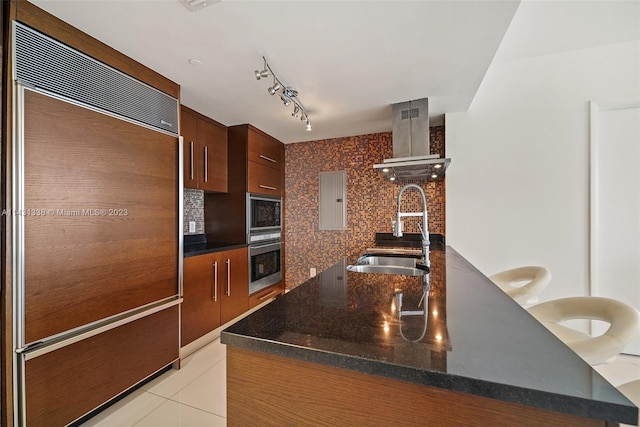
[292,106,300,117]
[256,69,269,80]
[268,82,281,95]
[306,121,312,131]
[280,94,292,106]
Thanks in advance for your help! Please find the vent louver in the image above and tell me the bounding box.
[13,22,178,135]
[401,108,420,120]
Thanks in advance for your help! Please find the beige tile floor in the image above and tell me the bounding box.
[80,340,640,427]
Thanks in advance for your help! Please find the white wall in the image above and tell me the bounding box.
[446,40,640,303]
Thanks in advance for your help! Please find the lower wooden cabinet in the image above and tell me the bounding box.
[248,281,285,309]
[220,248,249,324]
[182,247,248,346]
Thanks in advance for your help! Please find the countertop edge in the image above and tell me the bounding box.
[183,243,248,258]
[220,330,636,424]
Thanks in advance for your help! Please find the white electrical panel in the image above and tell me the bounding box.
[319,170,347,230]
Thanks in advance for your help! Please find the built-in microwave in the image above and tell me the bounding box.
[247,193,281,234]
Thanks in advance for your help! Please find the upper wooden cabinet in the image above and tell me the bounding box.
[247,129,284,169]
[229,124,284,197]
[181,105,228,192]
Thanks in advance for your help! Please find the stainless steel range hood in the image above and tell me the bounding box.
[374,98,451,181]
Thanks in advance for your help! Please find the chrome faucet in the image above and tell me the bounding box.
[394,183,430,268]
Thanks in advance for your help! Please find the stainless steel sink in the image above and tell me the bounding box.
[346,255,429,276]
[346,264,428,276]
[356,255,419,268]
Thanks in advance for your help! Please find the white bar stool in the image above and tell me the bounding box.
[489,266,551,306]
[527,296,640,365]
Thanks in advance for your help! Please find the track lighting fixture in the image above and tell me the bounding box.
[255,56,312,131]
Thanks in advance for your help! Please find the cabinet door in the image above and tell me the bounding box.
[182,254,222,346]
[198,118,228,193]
[248,130,283,170]
[248,161,282,196]
[181,107,199,189]
[220,247,249,324]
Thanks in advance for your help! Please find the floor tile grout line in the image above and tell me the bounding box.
[131,399,227,425]
[140,355,225,400]
[165,398,227,418]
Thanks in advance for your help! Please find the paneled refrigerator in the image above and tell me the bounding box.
[9,22,182,426]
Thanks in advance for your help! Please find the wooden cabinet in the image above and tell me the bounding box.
[205,124,285,243]
[248,162,282,196]
[248,281,285,309]
[247,126,284,196]
[181,105,228,192]
[225,124,284,197]
[219,248,250,324]
[181,247,248,346]
[181,252,220,345]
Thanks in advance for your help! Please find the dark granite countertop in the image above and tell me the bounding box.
[221,246,638,425]
[183,234,247,258]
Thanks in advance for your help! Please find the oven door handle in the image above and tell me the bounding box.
[250,241,281,250]
[250,241,282,255]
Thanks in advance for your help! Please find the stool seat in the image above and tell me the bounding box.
[489,266,551,305]
[528,296,640,365]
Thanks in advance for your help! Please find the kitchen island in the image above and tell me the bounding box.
[221,247,638,426]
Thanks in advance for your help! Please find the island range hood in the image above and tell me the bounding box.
[374,98,451,181]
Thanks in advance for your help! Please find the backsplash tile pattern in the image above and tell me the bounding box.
[284,127,446,288]
[183,188,205,235]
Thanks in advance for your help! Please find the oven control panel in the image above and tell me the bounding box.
[249,231,282,244]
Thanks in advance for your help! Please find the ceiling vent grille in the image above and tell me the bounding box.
[401,108,420,120]
[13,22,178,135]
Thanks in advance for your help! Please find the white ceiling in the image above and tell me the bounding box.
[29,0,640,144]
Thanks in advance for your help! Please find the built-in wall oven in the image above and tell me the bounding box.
[247,193,283,295]
[249,240,282,294]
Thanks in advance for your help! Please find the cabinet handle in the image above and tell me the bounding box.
[259,185,277,191]
[212,261,218,301]
[259,154,277,163]
[226,259,231,296]
[203,146,209,182]
[259,290,279,301]
[189,141,195,180]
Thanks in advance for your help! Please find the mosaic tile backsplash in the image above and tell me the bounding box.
[183,188,205,235]
[284,126,446,289]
